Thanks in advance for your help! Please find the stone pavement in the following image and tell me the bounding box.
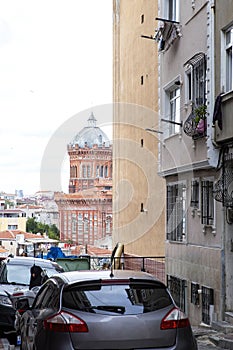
[194,325,233,349]
[0,338,10,350]
[1,329,232,350]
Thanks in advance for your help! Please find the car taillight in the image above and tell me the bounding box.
[12,292,24,297]
[44,311,88,333]
[160,307,190,330]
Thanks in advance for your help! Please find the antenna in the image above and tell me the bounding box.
[110,263,114,278]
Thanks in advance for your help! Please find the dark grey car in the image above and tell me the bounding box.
[0,256,64,345]
[17,269,197,350]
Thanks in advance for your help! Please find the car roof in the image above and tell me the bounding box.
[2,256,62,268]
[52,269,164,286]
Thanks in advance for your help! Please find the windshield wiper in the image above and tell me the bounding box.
[6,282,28,286]
[84,305,125,314]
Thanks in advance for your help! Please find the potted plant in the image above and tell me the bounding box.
[194,104,207,134]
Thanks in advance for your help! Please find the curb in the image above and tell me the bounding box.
[209,334,233,350]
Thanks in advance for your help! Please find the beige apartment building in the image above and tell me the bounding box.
[157,0,233,327]
[113,0,165,257]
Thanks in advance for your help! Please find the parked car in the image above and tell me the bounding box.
[0,256,64,345]
[16,269,198,350]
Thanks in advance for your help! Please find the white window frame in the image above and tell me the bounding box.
[163,81,181,138]
[184,55,206,109]
[185,67,192,105]
[163,0,180,22]
[166,181,186,242]
[222,25,233,93]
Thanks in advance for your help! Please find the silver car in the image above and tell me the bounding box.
[17,269,197,350]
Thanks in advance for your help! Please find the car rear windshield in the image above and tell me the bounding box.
[62,280,173,315]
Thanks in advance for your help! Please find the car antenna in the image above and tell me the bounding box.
[110,263,114,278]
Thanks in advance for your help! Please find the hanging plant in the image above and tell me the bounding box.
[194,105,207,123]
[194,105,207,134]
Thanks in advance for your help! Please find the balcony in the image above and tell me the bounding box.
[214,91,233,144]
[183,105,207,140]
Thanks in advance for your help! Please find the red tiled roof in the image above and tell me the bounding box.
[17,204,42,209]
[71,245,112,256]
[0,230,44,240]
[0,247,8,253]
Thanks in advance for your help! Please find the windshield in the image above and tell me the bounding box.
[0,263,60,285]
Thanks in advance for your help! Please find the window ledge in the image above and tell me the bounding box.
[202,225,216,235]
[167,239,186,244]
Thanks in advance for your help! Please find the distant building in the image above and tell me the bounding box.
[55,113,112,249]
[0,209,27,231]
[0,230,58,257]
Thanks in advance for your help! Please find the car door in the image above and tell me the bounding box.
[21,280,61,350]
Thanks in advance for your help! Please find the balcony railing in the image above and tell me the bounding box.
[89,255,166,284]
[183,106,207,140]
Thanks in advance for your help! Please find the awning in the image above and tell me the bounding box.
[183,52,205,67]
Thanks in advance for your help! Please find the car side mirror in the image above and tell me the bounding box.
[15,298,30,314]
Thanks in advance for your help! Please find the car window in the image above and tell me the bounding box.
[62,282,173,315]
[33,282,60,310]
[0,263,61,285]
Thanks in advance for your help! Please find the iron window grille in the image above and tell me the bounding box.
[202,286,214,325]
[191,282,200,305]
[191,180,199,208]
[167,183,186,241]
[167,275,186,313]
[201,180,214,226]
[183,53,207,139]
[214,151,233,208]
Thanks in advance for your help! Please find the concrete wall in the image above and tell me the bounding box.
[113,0,165,257]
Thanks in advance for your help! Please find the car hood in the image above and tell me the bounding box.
[0,283,29,297]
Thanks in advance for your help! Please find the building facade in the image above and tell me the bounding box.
[212,0,233,320]
[157,0,233,326]
[55,113,112,249]
[0,209,27,231]
[112,0,165,257]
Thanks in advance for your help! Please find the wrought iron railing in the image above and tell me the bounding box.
[183,112,206,139]
[89,255,166,283]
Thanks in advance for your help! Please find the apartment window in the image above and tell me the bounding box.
[202,286,214,325]
[191,282,200,306]
[225,26,233,92]
[191,180,199,208]
[167,183,186,241]
[82,165,87,178]
[185,53,206,108]
[193,57,206,107]
[185,69,192,102]
[8,225,18,230]
[87,165,91,178]
[164,86,180,137]
[170,88,180,133]
[201,180,214,226]
[167,275,186,312]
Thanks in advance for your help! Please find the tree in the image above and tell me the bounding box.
[26,218,60,240]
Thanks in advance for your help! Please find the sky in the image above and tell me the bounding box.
[0,0,113,196]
